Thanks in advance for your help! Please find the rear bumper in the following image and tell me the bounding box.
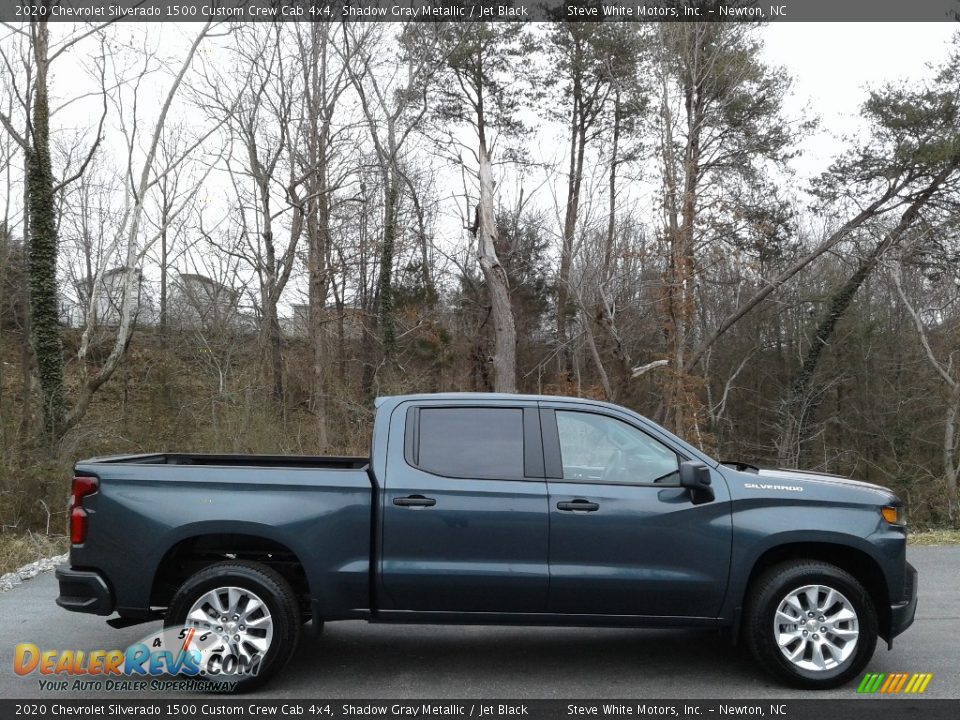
[55,565,114,616]
[889,561,918,640]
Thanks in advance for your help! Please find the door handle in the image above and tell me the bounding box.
[393,495,437,508]
[557,499,600,512]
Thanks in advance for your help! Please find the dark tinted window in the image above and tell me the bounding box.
[416,407,525,479]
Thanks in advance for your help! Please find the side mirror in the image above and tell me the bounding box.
[679,461,714,504]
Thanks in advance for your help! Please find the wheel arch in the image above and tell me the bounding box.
[733,539,892,643]
[150,528,311,615]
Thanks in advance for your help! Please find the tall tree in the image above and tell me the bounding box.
[343,23,439,373]
[428,22,530,393]
[202,24,303,408]
[653,19,797,439]
[293,22,350,448]
[545,21,643,379]
[0,9,109,441]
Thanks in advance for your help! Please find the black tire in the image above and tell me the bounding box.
[743,560,878,689]
[165,561,301,692]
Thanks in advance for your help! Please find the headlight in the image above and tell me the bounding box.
[881,505,907,526]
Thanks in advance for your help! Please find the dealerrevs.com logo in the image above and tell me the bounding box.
[13,626,259,692]
[857,672,934,694]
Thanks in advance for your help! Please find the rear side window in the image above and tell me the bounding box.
[413,407,525,479]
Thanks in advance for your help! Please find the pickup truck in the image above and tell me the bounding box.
[56,393,917,691]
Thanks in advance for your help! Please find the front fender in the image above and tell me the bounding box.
[722,499,895,625]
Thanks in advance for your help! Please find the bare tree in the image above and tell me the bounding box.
[545,23,641,378]
[343,24,438,373]
[199,24,305,408]
[426,23,530,393]
[892,254,960,519]
[67,21,220,435]
[150,126,196,333]
[291,22,353,447]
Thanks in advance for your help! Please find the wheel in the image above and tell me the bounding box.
[743,560,878,689]
[165,561,301,692]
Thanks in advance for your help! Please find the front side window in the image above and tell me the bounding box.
[555,411,679,485]
[415,407,525,479]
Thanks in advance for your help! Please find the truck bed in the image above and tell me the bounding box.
[70,452,376,619]
[82,452,369,470]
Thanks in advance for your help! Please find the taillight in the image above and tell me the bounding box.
[69,476,98,544]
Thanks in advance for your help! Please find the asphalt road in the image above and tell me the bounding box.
[1,547,957,700]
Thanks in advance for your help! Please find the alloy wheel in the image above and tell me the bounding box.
[773,584,859,672]
[185,585,274,664]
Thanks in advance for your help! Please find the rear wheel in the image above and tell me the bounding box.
[744,560,877,689]
[165,561,301,692]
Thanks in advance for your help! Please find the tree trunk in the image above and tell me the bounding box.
[262,293,284,407]
[26,15,65,441]
[19,136,34,439]
[595,297,633,400]
[475,143,516,393]
[655,65,680,427]
[159,194,169,333]
[379,170,399,366]
[308,168,331,450]
[658,60,703,438]
[557,112,587,380]
[945,387,959,520]
[408,183,433,297]
[258,181,285,407]
[581,306,613,401]
[604,91,621,280]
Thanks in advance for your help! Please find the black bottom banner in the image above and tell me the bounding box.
[3,700,958,720]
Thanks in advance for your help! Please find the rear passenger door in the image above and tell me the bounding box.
[379,401,549,613]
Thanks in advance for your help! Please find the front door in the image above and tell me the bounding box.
[542,406,731,617]
[379,402,549,613]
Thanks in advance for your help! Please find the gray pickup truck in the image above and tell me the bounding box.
[57,393,917,690]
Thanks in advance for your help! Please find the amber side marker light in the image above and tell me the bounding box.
[881,505,906,526]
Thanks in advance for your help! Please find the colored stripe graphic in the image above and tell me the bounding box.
[857,672,932,694]
[879,674,896,693]
[857,673,885,693]
[892,674,909,693]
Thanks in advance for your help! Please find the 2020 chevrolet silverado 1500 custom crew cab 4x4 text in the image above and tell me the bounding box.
[56,393,917,690]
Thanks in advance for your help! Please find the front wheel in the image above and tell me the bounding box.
[744,560,878,689]
[165,561,301,692]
